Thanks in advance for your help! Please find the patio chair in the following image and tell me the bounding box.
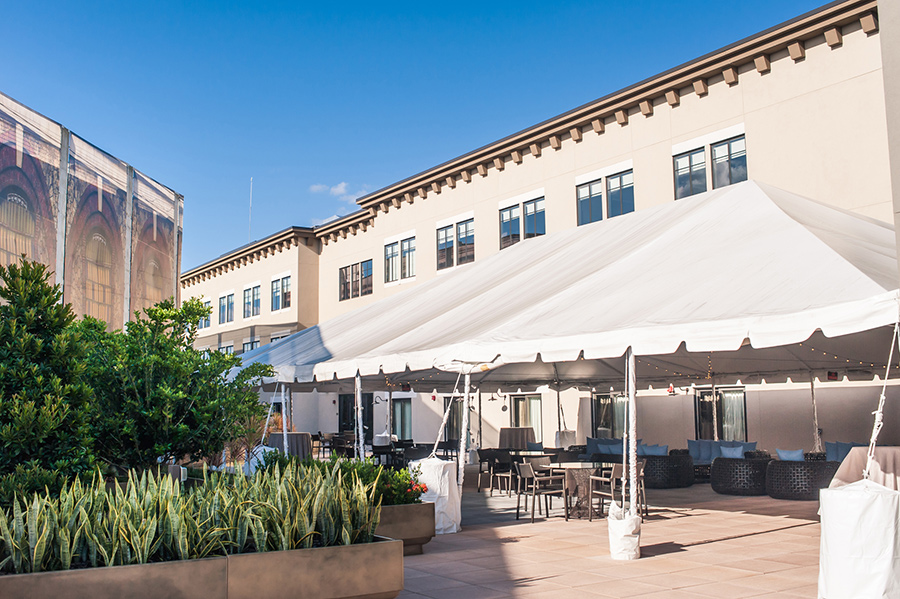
[710,456,771,496]
[490,450,515,496]
[765,459,841,500]
[589,463,623,521]
[642,453,695,488]
[476,449,492,493]
[515,462,568,523]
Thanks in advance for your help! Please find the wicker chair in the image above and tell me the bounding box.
[710,456,772,496]
[766,460,841,500]
[643,454,695,489]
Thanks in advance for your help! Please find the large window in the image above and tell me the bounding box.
[85,232,113,323]
[242,340,260,353]
[592,393,626,438]
[695,387,747,441]
[0,190,34,268]
[339,259,373,300]
[712,135,747,189]
[392,397,412,441]
[512,394,542,443]
[674,148,707,199]
[444,396,463,443]
[499,205,520,249]
[243,285,260,318]
[384,242,399,283]
[400,237,415,279]
[607,170,634,218]
[271,279,281,311]
[219,344,233,354]
[199,300,211,329]
[436,225,454,270]
[523,198,545,239]
[219,293,234,324]
[457,219,474,265]
[576,179,603,226]
[270,276,290,311]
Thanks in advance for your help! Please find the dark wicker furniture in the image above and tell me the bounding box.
[766,460,841,500]
[643,454,695,488]
[710,457,772,496]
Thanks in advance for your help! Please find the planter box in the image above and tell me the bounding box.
[0,537,403,599]
[375,502,435,555]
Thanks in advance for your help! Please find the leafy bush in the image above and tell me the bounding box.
[0,461,381,574]
[289,457,426,506]
[74,298,274,472]
[0,260,95,504]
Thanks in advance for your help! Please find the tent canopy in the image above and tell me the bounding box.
[240,181,900,390]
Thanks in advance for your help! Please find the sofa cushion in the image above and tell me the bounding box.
[720,446,743,458]
[644,444,668,456]
[776,448,805,462]
[698,440,713,463]
[825,441,838,462]
[687,439,700,462]
[741,441,757,454]
[586,437,602,456]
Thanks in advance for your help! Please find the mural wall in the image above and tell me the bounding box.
[0,92,182,329]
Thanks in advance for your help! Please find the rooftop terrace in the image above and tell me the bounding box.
[399,469,820,598]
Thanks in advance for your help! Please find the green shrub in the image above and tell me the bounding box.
[74,298,273,472]
[285,456,426,506]
[0,461,380,574]
[0,259,95,504]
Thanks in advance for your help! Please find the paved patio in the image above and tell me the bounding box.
[400,468,821,598]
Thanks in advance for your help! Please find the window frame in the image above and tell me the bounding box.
[499,205,520,250]
[606,170,635,218]
[400,237,416,279]
[673,147,707,200]
[576,179,603,226]
[457,219,475,265]
[436,225,454,270]
[711,135,748,189]
[523,197,545,239]
[384,242,399,283]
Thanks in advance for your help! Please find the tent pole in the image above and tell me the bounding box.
[477,388,483,448]
[626,347,638,518]
[355,373,363,460]
[810,375,823,453]
[553,364,562,434]
[458,372,471,495]
[281,384,288,457]
[711,380,719,442]
[387,388,393,438]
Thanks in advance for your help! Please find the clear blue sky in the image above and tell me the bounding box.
[4,1,825,270]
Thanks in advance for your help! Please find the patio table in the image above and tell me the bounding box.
[498,427,536,450]
[830,446,900,489]
[550,462,608,518]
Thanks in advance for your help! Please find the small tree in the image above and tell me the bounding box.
[0,259,95,501]
[77,297,273,472]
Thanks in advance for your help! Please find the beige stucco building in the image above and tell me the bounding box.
[182,0,900,451]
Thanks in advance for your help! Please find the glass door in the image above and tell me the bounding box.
[512,394,542,443]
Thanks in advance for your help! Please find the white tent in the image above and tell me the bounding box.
[240,181,899,390]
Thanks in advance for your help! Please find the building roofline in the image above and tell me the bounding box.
[180,225,315,287]
[312,0,876,243]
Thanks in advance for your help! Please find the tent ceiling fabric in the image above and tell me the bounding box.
[239,181,900,389]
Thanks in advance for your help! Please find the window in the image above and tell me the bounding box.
[400,237,415,279]
[0,190,34,268]
[243,286,260,318]
[384,242,399,283]
[607,170,634,218]
[523,198,545,239]
[360,259,372,295]
[674,148,707,199]
[512,394,542,443]
[219,344,233,354]
[85,232,113,323]
[281,277,291,308]
[339,260,373,300]
[444,396,463,443]
[592,393,626,438]
[712,135,747,189]
[457,219,474,265]
[219,293,234,324]
[271,279,281,311]
[499,205,520,249]
[270,334,288,343]
[576,180,603,226]
[339,266,351,301]
[199,301,211,329]
[695,387,747,441]
[392,397,412,441]
[436,225,454,270]
[242,340,260,353]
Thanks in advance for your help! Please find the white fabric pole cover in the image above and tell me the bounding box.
[355,373,363,459]
[819,480,900,598]
[413,457,461,534]
[458,373,470,494]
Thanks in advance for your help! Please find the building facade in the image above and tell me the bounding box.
[181,0,900,451]
[0,92,183,328]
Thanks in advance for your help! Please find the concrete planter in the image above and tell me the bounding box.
[0,537,403,599]
[375,502,435,555]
